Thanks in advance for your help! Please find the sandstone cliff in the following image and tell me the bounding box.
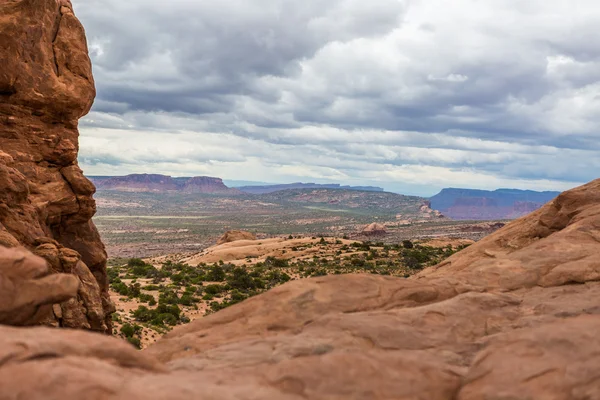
[0,0,111,332]
[91,174,242,195]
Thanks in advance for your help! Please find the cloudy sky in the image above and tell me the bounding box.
[73,0,600,196]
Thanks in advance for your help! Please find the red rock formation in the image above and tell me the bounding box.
[0,0,111,331]
[216,230,257,245]
[182,176,242,195]
[1,176,600,397]
[92,174,242,194]
[93,174,181,192]
[2,1,600,398]
[360,222,387,235]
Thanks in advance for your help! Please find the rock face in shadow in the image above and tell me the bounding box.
[0,0,111,331]
[1,180,600,398]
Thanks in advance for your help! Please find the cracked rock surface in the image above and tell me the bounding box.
[0,0,111,332]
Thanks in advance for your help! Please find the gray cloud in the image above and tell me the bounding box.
[73,0,600,195]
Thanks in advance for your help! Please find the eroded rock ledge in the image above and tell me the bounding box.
[0,0,111,332]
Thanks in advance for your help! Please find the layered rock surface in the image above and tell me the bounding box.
[1,179,600,398]
[91,174,242,195]
[0,0,111,331]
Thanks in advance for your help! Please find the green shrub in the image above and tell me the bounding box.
[107,267,120,283]
[204,284,224,295]
[127,283,141,298]
[154,313,177,326]
[120,323,142,338]
[112,282,129,296]
[179,293,197,306]
[126,336,141,349]
[158,289,179,305]
[132,306,155,322]
[138,293,155,304]
[120,323,135,337]
[206,265,226,281]
[264,257,288,268]
[127,258,146,268]
[227,267,256,290]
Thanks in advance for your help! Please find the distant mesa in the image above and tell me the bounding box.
[236,182,384,194]
[89,174,241,195]
[430,188,560,220]
[216,230,257,245]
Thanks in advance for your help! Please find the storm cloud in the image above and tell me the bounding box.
[73,0,600,196]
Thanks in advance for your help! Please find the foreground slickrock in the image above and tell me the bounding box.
[0,0,111,331]
[0,179,599,399]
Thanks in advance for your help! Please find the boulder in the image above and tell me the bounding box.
[217,230,257,245]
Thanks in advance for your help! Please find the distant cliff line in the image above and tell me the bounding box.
[87,174,385,194]
[430,187,561,220]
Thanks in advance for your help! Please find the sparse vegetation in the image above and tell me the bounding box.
[107,239,470,347]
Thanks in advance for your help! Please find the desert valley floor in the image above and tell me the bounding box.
[90,188,509,347]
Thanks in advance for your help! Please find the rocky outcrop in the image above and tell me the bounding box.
[91,174,242,195]
[182,176,241,195]
[2,179,600,398]
[419,200,445,219]
[216,230,257,245]
[360,222,387,235]
[0,246,79,326]
[0,0,111,331]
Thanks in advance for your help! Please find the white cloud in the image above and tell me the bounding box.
[72,0,600,195]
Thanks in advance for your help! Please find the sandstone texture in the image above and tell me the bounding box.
[0,0,111,332]
[1,179,599,398]
[216,230,258,245]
